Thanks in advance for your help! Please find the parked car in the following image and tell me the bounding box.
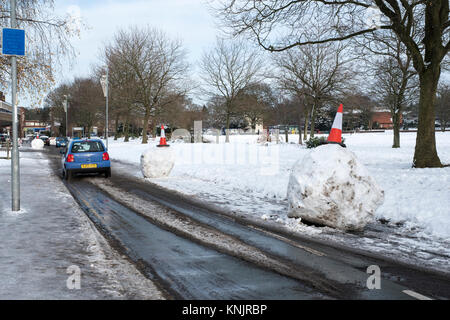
[39,135,50,146]
[49,137,57,146]
[61,138,111,181]
[55,137,69,148]
[0,134,8,143]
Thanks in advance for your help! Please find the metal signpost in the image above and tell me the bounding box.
[63,95,69,137]
[2,0,25,211]
[100,70,109,149]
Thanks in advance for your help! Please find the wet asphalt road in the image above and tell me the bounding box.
[40,146,450,299]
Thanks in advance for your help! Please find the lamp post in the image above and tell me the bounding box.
[63,95,70,138]
[100,70,109,149]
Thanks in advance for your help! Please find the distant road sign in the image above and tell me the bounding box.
[2,28,25,56]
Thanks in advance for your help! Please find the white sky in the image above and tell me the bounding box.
[54,0,219,90]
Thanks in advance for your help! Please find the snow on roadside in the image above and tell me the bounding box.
[108,132,450,241]
[0,153,164,299]
[107,132,450,273]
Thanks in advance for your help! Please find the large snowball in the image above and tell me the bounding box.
[31,138,44,150]
[287,144,384,231]
[140,146,175,179]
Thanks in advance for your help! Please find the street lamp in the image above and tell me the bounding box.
[100,70,109,149]
[63,95,70,138]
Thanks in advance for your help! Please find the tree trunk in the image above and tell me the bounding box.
[392,115,400,148]
[310,105,317,138]
[298,115,303,145]
[114,113,119,140]
[124,112,130,142]
[392,108,401,148]
[225,112,230,143]
[413,68,442,168]
[142,107,150,144]
[149,118,155,139]
[303,107,309,141]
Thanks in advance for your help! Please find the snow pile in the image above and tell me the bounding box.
[257,132,268,144]
[107,132,450,239]
[287,144,384,231]
[140,146,176,178]
[31,138,44,150]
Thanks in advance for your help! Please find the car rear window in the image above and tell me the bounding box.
[71,141,104,153]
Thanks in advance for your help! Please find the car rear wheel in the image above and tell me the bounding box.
[64,170,72,181]
[104,168,111,178]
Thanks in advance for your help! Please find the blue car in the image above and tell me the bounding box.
[61,139,111,180]
[56,137,69,148]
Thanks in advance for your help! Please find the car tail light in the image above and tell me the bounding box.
[67,154,74,163]
[102,152,109,161]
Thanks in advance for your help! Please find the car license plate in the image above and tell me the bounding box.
[81,164,97,169]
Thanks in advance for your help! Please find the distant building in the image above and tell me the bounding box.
[0,96,26,137]
[371,111,402,129]
[23,120,51,136]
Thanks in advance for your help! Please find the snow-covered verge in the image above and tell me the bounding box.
[0,151,164,299]
[107,132,450,272]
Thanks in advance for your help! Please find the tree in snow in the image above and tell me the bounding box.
[272,25,353,139]
[234,82,275,133]
[102,27,190,143]
[200,38,263,142]
[354,20,419,148]
[216,0,450,167]
[68,78,104,138]
[370,49,418,148]
[340,92,376,131]
[436,84,450,131]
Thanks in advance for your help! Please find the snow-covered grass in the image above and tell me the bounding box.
[107,132,450,241]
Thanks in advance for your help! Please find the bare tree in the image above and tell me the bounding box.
[355,23,419,148]
[44,82,70,135]
[103,26,189,143]
[371,55,418,147]
[0,0,79,101]
[341,91,376,131]
[436,84,450,131]
[205,95,227,130]
[68,78,103,137]
[200,38,263,142]
[235,82,274,133]
[274,35,352,139]
[217,0,450,167]
[101,44,142,142]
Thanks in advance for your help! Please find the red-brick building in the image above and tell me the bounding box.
[371,111,403,129]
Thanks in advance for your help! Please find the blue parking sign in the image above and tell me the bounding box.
[2,28,25,56]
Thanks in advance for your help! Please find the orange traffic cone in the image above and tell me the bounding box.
[327,104,343,144]
[157,124,169,147]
